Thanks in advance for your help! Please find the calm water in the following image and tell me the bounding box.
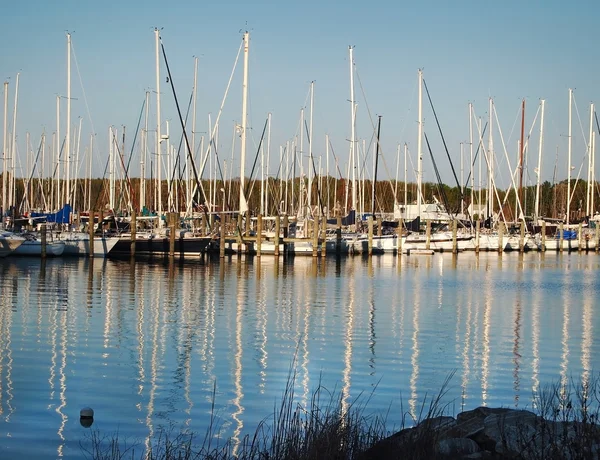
[0,253,598,458]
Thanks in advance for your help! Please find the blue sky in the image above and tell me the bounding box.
[1,0,599,191]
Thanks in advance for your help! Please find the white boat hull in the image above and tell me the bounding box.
[13,240,65,257]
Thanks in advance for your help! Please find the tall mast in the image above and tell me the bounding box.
[10,73,19,211]
[404,143,408,208]
[2,81,8,219]
[487,98,494,220]
[141,90,149,210]
[190,56,198,215]
[239,31,249,213]
[534,99,545,222]
[417,69,423,218]
[109,126,115,210]
[371,115,382,216]
[349,46,357,219]
[587,103,594,217]
[567,88,572,226]
[66,32,71,205]
[592,130,596,217]
[56,95,60,210]
[154,28,163,222]
[460,142,464,216]
[518,98,525,212]
[308,81,314,214]
[469,103,474,219]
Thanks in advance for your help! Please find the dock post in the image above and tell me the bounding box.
[237,213,243,257]
[398,218,403,255]
[321,217,326,257]
[257,214,262,257]
[452,219,458,254]
[541,221,546,252]
[99,210,104,235]
[425,220,431,251]
[169,213,176,258]
[274,215,280,257]
[578,222,583,252]
[519,220,525,253]
[336,217,342,255]
[498,222,504,254]
[377,216,382,237]
[245,210,251,254]
[312,218,319,257]
[475,219,480,254]
[596,222,600,252]
[559,222,564,252]
[219,210,226,258]
[41,223,47,259]
[89,211,95,258]
[368,215,373,256]
[283,215,289,256]
[131,211,136,258]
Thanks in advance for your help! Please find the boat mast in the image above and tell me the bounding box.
[417,69,423,219]
[518,98,525,217]
[55,95,60,211]
[66,32,71,205]
[534,99,545,222]
[2,81,7,221]
[109,126,115,211]
[349,46,357,221]
[460,142,464,216]
[487,98,494,222]
[308,81,314,215]
[469,103,474,219]
[592,130,596,217]
[567,88,572,226]
[10,73,19,211]
[141,91,149,210]
[189,56,198,216]
[239,31,249,213]
[404,143,408,209]
[587,103,594,217]
[371,115,381,217]
[154,28,163,224]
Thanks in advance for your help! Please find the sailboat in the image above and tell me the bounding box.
[0,231,25,257]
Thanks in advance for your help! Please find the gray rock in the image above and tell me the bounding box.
[437,437,481,456]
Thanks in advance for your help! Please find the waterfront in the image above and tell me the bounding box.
[0,253,598,458]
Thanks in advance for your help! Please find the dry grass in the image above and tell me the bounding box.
[81,371,600,460]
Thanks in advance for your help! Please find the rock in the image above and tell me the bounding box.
[437,437,481,456]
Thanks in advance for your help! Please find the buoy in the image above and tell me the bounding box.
[80,407,94,419]
[80,407,94,428]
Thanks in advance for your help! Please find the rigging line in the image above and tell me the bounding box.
[424,132,453,218]
[160,37,212,229]
[116,98,146,210]
[18,134,44,212]
[303,119,325,216]
[70,39,99,168]
[166,90,194,211]
[328,138,344,179]
[110,128,134,212]
[464,122,488,188]
[244,117,269,207]
[422,79,462,197]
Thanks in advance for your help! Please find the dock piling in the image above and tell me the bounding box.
[274,215,280,257]
[257,214,262,257]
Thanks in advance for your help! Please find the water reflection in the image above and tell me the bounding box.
[0,254,598,459]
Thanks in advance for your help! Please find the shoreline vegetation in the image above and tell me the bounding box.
[83,370,600,460]
[2,175,595,223]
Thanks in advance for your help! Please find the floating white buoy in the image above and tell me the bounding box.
[80,407,94,419]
